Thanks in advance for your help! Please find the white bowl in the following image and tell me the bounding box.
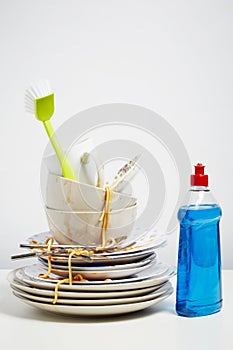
[45,205,137,248]
[45,173,137,212]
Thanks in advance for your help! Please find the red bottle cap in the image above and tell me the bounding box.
[191,163,208,186]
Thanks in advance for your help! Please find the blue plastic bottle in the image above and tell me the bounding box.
[176,163,222,317]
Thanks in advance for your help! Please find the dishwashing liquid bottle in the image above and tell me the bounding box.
[176,163,222,317]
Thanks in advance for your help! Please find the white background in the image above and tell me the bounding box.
[0,0,232,269]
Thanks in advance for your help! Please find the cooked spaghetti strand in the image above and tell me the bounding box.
[99,186,113,248]
[52,278,70,304]
[39,237,54,279]
[68,250,77,285]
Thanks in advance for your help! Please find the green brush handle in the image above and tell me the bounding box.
[43,120,77,180]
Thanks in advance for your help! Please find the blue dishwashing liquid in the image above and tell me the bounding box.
[176,164,222,317]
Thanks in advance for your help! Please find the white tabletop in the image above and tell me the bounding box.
[0,269,232,350]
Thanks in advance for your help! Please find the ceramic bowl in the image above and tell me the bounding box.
[45,173,137,212]
[45,205,138,248]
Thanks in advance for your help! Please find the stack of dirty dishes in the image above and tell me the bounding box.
[8,147,175,316]
[8,230,175,316]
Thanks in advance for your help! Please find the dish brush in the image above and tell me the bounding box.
[25,80,77,180]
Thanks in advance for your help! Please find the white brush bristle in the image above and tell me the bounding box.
[25,79,53,114]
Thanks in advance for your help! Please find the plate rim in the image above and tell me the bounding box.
[9,275,170,299]
[11,263,176,291]
[23,261,170,284]
[12,288,173,316]
[11,282,173,306]
[26,231,167,257]
[38,252,156,271]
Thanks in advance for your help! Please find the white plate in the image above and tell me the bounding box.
[23,261,168,283]
[11,282,173,306]
[8,272,169,299]
[48,260,153,279]
[39,252,156,271]
[13,262,175,291]
[26,230,166,257]
[13,289,173,316]
[39,250,155,266]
